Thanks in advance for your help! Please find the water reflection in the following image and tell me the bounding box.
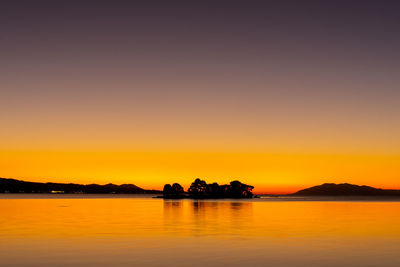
[1,196,400,266]
[163,200,253,237]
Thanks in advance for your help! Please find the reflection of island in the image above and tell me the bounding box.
[163,200,184,226]
[163,200,253,237]
[163,179,254,199]
[0,177,161,194]
[293,183,400,196]
[190,201,253,236]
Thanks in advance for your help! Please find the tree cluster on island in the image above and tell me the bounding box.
[163,178,254,199]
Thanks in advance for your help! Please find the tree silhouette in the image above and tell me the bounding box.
[207,182,221,198]
[163,184,172,197]
[228,180,254,198]
[163,178,254,199]
[163,183,184,198]
[172,183,184,194]
[188,178,209,198]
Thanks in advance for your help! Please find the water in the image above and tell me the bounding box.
[1,195,400,266]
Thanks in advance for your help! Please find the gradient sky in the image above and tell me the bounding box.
[1,1,400,193]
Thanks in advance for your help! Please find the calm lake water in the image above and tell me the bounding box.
[1,195,400,266]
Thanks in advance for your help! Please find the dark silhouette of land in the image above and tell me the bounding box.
[2,177,399,198]
[163,178,254,199]
[0,177,161,194]
[292,183,400,196]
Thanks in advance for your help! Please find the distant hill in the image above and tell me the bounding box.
[0,178,162,194]
[293,183,400,196]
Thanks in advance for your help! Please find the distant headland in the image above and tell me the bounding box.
[0,177,161,194]
[291,183,400,197]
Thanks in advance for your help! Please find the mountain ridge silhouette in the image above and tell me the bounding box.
[0,177,161,194]
[293,183,400,196]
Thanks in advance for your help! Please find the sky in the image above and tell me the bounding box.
[1,1,400,193]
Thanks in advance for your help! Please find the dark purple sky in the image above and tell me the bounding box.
[1,0,400,152]
[1,1,400,189]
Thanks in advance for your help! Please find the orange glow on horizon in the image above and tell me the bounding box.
[1,150,399,194]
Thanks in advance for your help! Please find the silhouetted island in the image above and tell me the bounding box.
[162,178,254,199]
[3,177,399,198]
[292,183,400,196]
[0,177,161,194]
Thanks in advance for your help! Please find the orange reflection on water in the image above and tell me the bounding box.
[1,196,400,266]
